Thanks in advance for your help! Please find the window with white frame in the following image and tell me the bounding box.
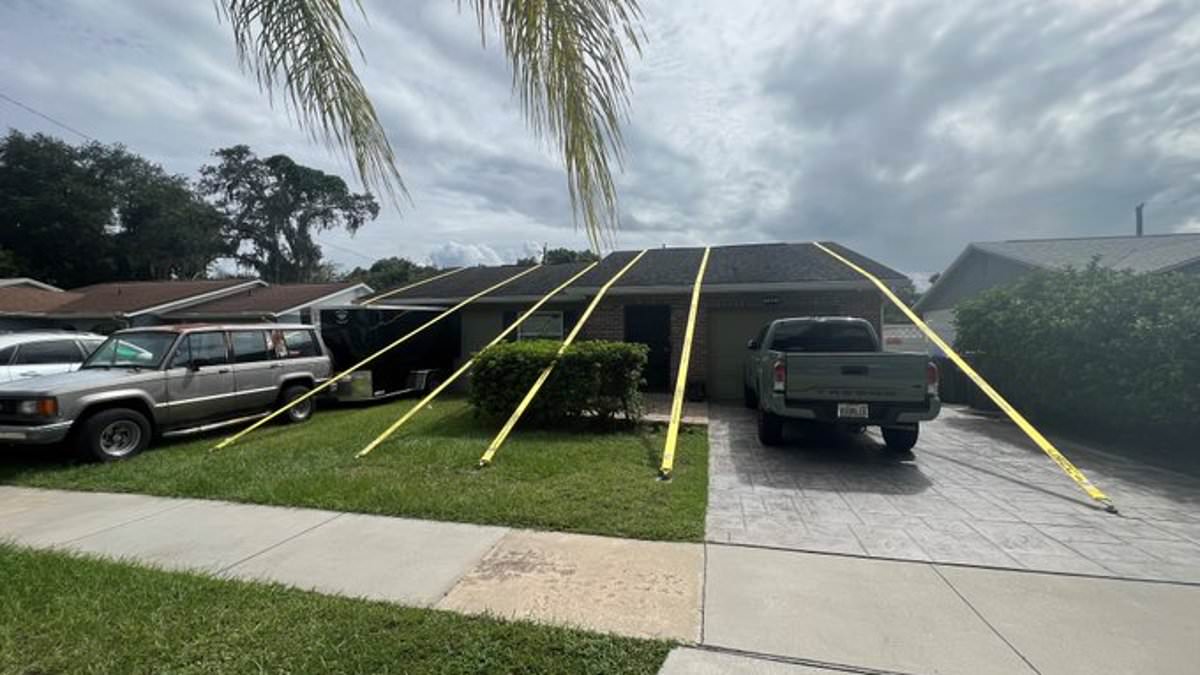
[517,311,564,340]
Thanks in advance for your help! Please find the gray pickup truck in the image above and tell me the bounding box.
[743,317,940,451]
[0,324,332,461]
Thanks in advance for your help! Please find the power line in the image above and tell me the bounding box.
[315,236,376,263]
[0,91,96,142]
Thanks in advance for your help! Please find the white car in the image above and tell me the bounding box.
[0,332,106,383]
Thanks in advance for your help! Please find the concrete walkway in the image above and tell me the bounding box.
[2,486,1198,674]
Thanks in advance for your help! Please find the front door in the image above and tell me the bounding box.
[624,305,671,391]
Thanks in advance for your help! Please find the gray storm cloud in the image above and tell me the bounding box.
[1,0,1198,279]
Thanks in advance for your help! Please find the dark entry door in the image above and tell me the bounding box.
[624,305,671,391]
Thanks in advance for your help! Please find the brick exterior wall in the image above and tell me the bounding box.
[579,289,883,392]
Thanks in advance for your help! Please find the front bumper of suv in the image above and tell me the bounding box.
[0,420,74,444]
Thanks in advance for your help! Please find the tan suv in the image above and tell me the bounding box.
[0,324,332,460]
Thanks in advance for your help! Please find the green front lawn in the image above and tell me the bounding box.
[0,398,708,541]
[0,544,672,674]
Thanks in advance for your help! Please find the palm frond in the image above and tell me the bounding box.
[219,0,642,250]
[464,0,643,251]
[217,0,407,204]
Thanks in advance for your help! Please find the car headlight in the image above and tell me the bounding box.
[17,398,58,417]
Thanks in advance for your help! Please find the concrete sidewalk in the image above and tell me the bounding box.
[2,486,1197,674]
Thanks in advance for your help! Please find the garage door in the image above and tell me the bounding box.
[707,309,798,400]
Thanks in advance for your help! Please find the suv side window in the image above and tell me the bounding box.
[280,330,319,358]
[0,345,14,365]
[170,332,230,368]
[230,331,270,363]
[14,340,84,364]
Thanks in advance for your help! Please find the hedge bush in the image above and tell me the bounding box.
[954,264,1200,441]
[469,339,649,425]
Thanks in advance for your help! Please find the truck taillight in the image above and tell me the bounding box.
[772,359,786,392]
[926,361,939,395]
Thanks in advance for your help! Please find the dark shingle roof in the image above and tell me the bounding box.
[55,279,258,314]
[575,242,904,288]
[167,282,365,317]
[373,242,904,302]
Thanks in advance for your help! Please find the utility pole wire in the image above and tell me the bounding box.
[0,91,96,142]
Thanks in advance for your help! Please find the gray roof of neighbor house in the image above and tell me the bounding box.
[972,233,1200,274]
[914,232,1200,313]
[371,242,905,303]
[166,282,371,318]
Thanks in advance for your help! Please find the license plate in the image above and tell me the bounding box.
[837,403,868,419]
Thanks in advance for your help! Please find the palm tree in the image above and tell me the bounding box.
[218,0,643,251]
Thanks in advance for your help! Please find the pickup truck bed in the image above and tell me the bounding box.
[744,317,940,451]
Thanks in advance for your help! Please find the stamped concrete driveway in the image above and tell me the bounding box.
[706,404,1200,583]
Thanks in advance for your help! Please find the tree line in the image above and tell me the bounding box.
[0,130,377,287]
[0,130,603,291]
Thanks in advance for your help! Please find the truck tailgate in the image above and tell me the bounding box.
[785,352,928,402]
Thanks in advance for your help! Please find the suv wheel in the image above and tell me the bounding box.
[280,383,314,424]
[757,408,783,446]
[78,408,151,461]
[882,425,919,452]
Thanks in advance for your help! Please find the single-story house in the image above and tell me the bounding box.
[163,282,372,325]
[914,233,1200,345]
[371,242,906,400]
[0,279,267,333]
[0,278,375,333]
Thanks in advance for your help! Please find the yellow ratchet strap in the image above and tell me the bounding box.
[478,250,648,467]
[812,241,1116,513]
[658,246,710,479]
[356,261,600,458]
[212,264,543,451]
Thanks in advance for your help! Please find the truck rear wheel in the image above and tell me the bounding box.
[882,425,919,453]
[757,409,783,446]
[77,408,151,462]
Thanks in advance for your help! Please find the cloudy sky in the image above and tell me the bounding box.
[2,0,1199,284]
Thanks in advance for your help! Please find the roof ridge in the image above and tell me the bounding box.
[985,232,1200,245]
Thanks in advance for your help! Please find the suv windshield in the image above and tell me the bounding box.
[83,332,178,369]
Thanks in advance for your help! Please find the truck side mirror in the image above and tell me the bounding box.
[746,339,759,350]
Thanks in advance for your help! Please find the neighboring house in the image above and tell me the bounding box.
[372,242,906,401]
[914,233,1200,345]
[0,285,78,332]
[0,279,264,333]
[0,279,373,333]
[163,282,373,325]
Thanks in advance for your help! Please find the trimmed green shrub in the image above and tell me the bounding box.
[469,339,649,425]
[954,264,1200,440]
